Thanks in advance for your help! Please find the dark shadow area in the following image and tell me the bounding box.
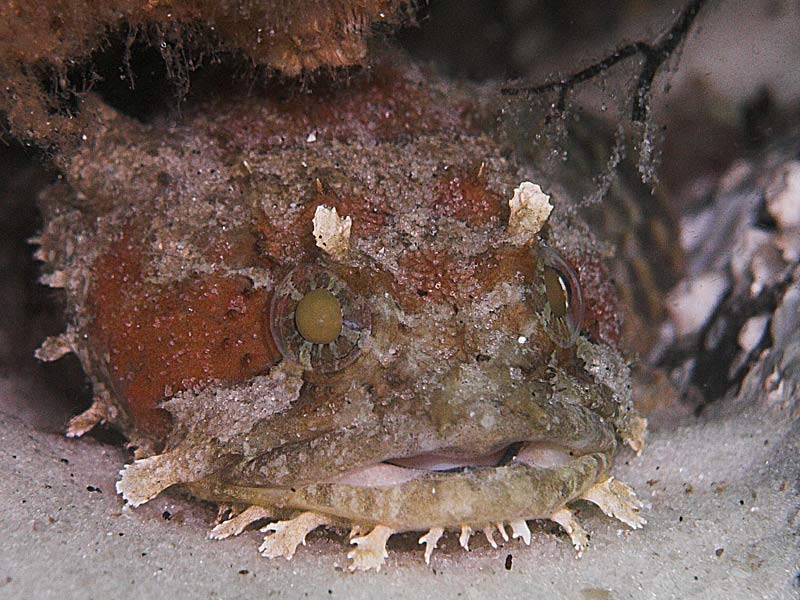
[0,143,90,432]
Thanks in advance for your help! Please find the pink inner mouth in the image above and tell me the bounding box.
[386,447,509,471]
[328,442,575,488]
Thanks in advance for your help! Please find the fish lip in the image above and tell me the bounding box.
[188,452,613,533]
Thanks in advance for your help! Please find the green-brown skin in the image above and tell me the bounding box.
[35,55,645,567]
[191,453,612,529]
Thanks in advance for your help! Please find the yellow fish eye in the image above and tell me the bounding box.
[295,288,343,344]
[270,264,370,372]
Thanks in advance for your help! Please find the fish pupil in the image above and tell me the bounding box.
[295,288,343,344]
[544,266,570,318]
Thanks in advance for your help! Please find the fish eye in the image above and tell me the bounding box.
[544,266,569,318]
[270,264,370,372]
[295,288,343,344]
[540,246,585,347]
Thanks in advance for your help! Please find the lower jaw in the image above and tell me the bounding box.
[186,451,612,532]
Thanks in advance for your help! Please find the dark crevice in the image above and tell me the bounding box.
[84,30,182,122]
[0,143,91,427]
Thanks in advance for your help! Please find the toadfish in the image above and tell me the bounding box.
[34,57,649,571]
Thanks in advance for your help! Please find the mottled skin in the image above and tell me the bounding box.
[191,453,612,530]
[36,56,646,567]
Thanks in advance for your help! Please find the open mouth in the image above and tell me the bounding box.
[329,442,580,487]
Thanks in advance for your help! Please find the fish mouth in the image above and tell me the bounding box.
[185,440,615,532]
[328,441,598,488]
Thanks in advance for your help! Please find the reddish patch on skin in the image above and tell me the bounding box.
[255,218,312,268]
[433,167,506,227]
[193,64,475,151]
[395,247,536,311]
[88,235,278,441]
[255,187,389,265]
[398,251,490,308]
[202,226,268,269]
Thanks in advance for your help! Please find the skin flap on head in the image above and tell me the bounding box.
[313,204,352,260]
[507,181,553,245]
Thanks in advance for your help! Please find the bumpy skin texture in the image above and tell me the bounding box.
[36,58,646,570]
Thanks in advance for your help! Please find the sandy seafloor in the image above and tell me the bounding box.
[0,380,797,600]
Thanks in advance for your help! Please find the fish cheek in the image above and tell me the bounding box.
[87,233,278,444]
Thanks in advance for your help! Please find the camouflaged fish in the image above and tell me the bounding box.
[34,58,649,571]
